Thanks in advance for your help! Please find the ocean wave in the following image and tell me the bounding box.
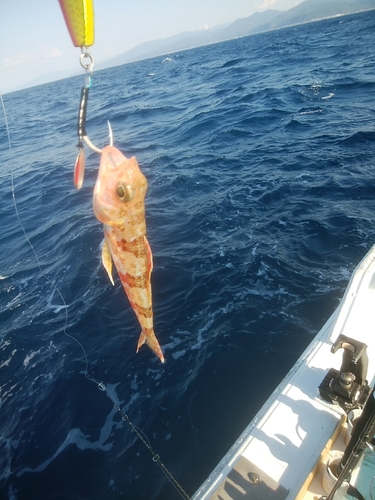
[1,9,375,500]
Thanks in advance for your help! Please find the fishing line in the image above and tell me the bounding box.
[102,384,192,500]
[0,91,98,387]
[1,93,192,500]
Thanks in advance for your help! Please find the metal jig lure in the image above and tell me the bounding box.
[58,0,112,190]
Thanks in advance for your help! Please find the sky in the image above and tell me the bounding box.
[0,0,304,94]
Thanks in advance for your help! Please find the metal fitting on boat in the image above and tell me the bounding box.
[322,450,346,495]
[248,472,260,485]
[339,371,355,389]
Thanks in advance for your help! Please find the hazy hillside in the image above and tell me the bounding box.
[218,10,280,39]
[98,9,280,68]
[98,9,282,69]
[98,0,375,69]
[253,0,375,33]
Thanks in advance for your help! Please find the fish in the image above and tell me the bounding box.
[93,145,164,363]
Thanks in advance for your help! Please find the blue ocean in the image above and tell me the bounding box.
[1,10,375,500]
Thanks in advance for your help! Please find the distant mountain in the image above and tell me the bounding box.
[97,10,281,69]
[98,0,375,70]
[252,0,375,33]
[218,10,280,39]
[102,29,222,67]
[19,69,81,91]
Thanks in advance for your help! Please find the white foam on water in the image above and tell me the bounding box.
[0,349,17,369]
[0,340,11,350]
[16,399,120,478]
[23,349,41,368]
[172,350,186,360]
[191,319,213,351]
[322,92,334,100]
[16,428,108,477]
[130,375,138,390]
[122,391,140,412]
[45,289,69,313]
[0,382,17,407]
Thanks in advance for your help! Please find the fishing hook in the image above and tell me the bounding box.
[74,79,113,189]
[77,85,113,154]
[82,121,113,153]
[74,46,114,190]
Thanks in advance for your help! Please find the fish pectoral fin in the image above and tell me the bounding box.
[101,238,115,286]
[144,236,153,277]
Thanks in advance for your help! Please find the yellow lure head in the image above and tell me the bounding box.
[58,0,95,48]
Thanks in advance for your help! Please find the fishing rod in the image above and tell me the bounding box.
[322,387,375,500]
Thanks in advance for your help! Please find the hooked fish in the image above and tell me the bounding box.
[93,145,164,363]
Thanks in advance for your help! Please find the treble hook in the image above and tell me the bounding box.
[74,82,113,189]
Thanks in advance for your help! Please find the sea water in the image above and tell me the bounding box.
[1,10,375,500]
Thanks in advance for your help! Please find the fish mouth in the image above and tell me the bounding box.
[102,145,127,169]
[93,193,124,226]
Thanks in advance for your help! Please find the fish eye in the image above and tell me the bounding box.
[116,182,134,202]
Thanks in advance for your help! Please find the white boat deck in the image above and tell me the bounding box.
[193,245,375,500]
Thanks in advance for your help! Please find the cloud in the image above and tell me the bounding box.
[260,0,278,8]
[4,52,38,70]
[3,46,62,72]
[41,46,63,60]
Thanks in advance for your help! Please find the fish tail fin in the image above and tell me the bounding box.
[136,331,147,350]
[136,330,165,363]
